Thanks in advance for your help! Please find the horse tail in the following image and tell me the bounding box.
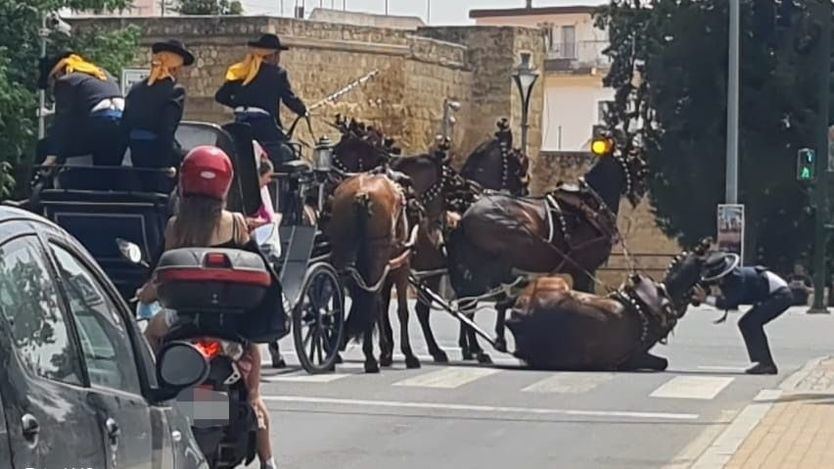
[345,191,378,340]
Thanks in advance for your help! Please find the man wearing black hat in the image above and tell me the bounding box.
[38,51,124,167]
[215,33,307,166]
[693,253,794,375]
[122,39,195,189]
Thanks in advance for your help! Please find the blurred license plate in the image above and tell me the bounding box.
[176,386,230,427]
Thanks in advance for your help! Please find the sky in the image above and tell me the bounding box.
[241,0,605,25]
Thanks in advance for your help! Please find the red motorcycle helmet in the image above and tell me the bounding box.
[179,145,234,200]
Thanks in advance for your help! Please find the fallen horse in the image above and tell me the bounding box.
[506,240,711,371]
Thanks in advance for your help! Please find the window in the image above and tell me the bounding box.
[51,244,142,395]
[0,237,83,385]
[562,26,577,59]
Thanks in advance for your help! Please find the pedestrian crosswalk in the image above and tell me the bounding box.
[261,362,741,401]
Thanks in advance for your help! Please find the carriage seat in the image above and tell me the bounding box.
[276,159,310,174]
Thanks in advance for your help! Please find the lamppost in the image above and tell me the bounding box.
[512,52,539,156]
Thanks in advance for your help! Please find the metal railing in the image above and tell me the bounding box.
[546,41,610,70]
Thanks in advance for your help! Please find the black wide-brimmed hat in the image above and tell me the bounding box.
[152,39,195,66]
[37,50,73,89]
[247,33,289,51]
[701,252,741,283]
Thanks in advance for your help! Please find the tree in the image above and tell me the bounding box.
[175,0,243,15]
[595,0,833,274]
[0,0,139,200]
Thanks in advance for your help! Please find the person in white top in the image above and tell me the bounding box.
[693,253,794,375]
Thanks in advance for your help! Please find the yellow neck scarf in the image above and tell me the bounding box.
[225,48,275,86]
[50,54,108,81]
[148,52,184,86]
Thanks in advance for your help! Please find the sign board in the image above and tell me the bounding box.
[717,204,744,262]
[120,68,149,96]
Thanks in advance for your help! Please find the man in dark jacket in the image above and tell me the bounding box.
[38,51,124,167]
[122,39,194,170]
[215,34,307,166]
[122,40,194,193]
[693,253,793,375]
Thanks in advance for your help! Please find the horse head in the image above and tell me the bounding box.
[332,115,390,173]
[583,131,650,214]
[460,119,529,196]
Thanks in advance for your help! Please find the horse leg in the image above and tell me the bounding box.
[416,276,448,363]
[459,315,473,361]
[378,281,395,368]
[363,327,380,373]
[268,341,286,368]
[494,295,514,353]
[465,314,493,365]
[619,352,669,372]
[573,272,595,294]
[396,272,420,369]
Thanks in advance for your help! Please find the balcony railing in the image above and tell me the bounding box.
[545,41,611,72]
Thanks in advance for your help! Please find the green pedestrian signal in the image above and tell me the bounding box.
[797,148,817,182]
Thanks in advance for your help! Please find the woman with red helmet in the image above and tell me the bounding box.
[138,145,277,469]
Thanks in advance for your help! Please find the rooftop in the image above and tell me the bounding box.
[469,4,603,19]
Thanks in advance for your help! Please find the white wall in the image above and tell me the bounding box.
[542,82,614,151]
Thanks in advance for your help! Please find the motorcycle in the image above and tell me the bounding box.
[119,231,286,469]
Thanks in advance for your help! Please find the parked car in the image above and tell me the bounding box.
[0,205,208,469]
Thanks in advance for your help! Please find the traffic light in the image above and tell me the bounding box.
[591,125,614,157]
[797,148,817,182]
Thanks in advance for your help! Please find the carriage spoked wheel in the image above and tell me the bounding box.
[293,262,346,374]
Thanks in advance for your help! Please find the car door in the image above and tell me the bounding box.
[0,234,106,469]
[48,240,154,469]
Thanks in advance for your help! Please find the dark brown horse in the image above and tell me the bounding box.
[460,118,529,196]
[445,147,648,361]
[327,173,414,373]
[507,240,710,370]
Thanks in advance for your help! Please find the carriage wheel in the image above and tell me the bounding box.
[293,262,345,374]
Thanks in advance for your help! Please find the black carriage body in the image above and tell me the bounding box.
[156,248,271,313]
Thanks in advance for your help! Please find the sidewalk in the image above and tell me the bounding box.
[724,357,834,468]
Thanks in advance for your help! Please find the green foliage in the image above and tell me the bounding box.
[0,0,138,200]
[596,0,832,273]
[174,0,243,15]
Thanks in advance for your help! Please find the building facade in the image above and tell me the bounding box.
[471,4,612,152]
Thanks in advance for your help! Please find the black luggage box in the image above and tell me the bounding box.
[156,248,271,313]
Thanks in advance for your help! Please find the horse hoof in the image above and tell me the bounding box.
[380,355,393,368]
[653,358,669,371]
[271,357,287,369]
[432,350,449,363]
[334,353,344,364]
[477,353,493,365]
[365,360,380,374]
[405,356,422,369]
[494,338,508,353]
[462,351,474,361]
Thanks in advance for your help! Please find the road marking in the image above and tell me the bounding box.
[263,373,350,383]
[522,372,614,394]
[650,376,734,400]
[392,367,500,389]
[691,389,782,468]
[697,365,748,372]
[661,410,738,469]
[262,395,700,421]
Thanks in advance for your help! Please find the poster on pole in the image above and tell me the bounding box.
[121,68,149,96]
[717,204,744,262]
[828,125,834,172]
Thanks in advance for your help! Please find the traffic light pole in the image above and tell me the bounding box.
[809,0,832,314]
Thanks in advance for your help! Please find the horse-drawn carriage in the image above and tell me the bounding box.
[18,119,347,374]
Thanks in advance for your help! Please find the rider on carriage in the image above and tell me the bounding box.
[215,33,308,168]
[38,51,124,167]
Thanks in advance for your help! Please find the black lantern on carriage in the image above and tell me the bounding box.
[314,136,335,172]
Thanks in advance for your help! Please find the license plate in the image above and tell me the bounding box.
[176,387,230,428]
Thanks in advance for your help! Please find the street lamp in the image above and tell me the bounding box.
[512,52,539,156]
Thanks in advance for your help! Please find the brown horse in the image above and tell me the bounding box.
[460,118,529,196]
[507,240,710,371]
[327,173,415,373]
[445,147,648,361]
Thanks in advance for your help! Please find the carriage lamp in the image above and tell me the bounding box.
[313,136,335,172]
[512,52,540,156]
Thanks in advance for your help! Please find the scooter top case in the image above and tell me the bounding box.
[156,247,271,314]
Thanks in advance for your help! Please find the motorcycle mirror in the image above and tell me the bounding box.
[157,341,210,389]
[116,238,146,266]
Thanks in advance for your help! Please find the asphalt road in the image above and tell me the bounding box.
[254,304,834,469]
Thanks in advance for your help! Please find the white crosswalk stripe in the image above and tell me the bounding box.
[650,376,734,400]
[263,373,350,383]
[522,372,615,394]
[392,367,501,389]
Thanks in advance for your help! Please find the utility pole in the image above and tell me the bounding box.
[385,0,388,15]
[726,0,740,205]
[427,0,431,24]
[809,0,832,314]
